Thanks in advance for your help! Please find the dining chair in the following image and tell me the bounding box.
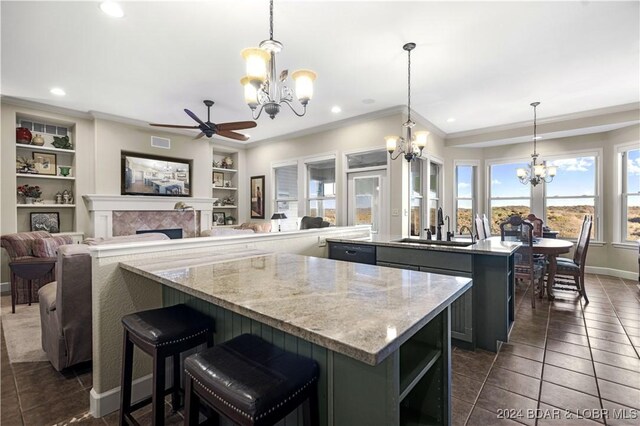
[500,215,545,308]
[552,215,592,303]
[526,213,544,238]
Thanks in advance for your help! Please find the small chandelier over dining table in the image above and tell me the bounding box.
[385,43,429,162]
[240,0,317,120]
[516,102,556,186]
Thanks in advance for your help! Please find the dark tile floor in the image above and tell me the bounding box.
[453,274,640,426]
[1,274,638,425]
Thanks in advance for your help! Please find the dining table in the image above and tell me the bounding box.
[532,238,574,300]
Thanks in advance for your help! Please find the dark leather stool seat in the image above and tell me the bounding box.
[184,333,319,426]
[119,304,214,426]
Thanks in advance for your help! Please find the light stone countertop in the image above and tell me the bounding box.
[327,235,521,256]
[120,250,472,366]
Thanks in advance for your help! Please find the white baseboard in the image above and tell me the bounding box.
[585,266,638,281]
[1,282,9,294]
[90,366,173,418]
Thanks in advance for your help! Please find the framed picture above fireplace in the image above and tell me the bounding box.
[121,151,192,197]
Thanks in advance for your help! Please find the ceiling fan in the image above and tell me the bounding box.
[150,100,257,141]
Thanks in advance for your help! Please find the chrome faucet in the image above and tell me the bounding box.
[459,225,476,244]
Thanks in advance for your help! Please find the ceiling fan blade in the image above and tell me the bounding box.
[216,121,258,131]
[149,123,200,129]
[194,132,206,140]
[217,130,250,142]
[184,109,208,127]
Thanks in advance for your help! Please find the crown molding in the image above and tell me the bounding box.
[446,102,640,140]
[1,95,93,120]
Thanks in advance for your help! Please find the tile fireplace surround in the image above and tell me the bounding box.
[83,194,215,239]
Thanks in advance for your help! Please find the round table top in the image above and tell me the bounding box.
[532,237,573,254]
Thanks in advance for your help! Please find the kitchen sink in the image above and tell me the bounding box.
[395,238,475,247]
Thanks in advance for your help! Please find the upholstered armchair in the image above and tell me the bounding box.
[38,232,170,370]
[299,216,330,230]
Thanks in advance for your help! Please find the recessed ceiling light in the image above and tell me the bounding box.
[100,1,124,18]
[50,87,66,96]
[362,99,375,104]
[446,117,456,123]
[331,106,342,113]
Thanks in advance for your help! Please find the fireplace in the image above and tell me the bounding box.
[137,228,183,239]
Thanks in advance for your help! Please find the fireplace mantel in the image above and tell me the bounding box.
[83,194,215,238]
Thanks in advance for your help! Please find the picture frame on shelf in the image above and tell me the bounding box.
[250,175,265,219]
[32,152,57,175]
[30,212,60,233]
[213,212,226,226]
[212,171,224,187]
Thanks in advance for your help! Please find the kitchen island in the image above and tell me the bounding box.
[327,235,520,352]
[120,248,471,425]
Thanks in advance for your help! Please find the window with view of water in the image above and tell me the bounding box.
[307,158,336,224]
[274,164,298,220]
[622,148,640,241]
[455,164,475,233]
[410,159,423,236]
[545,156,598,239]
[489,162,531,234]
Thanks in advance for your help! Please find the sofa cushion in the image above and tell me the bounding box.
[38,281,57,312]
[236,222,272,233]
[32,236,74,258]
[83,233,170,246]
[1,231,52,258]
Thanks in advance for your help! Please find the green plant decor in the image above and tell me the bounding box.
[52,135,72,150]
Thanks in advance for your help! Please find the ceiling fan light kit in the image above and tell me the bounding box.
[240,0,317,119]
[386,42,430,162]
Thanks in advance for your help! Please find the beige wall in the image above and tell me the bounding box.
[93,119,213,198]
[245,111,447,235]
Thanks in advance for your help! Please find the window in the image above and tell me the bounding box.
[346,150,387,170]
[410,159,422,236]
[622,148,640,241]
[455,164,475,234]
[545,155,598,239]
[428,161,441,230]
[307,158,336,224]
[274,164,298,220]
[488,162,531,234]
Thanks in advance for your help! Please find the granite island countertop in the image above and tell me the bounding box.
[327,235,521,256]
[120,250,472,366]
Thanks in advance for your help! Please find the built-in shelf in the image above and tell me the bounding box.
[17,204,76,208]
[399,343,441,401]
[212,206,237,209]
[16,144,75,154]
[17,173,75,180]
[212,167,237,173]
[212,186,237,190]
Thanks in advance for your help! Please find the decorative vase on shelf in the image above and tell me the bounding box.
[25,197,35,205]
[58,166,71,177]
[31,134,45,146]
[226,218,234,225]
[16,127,32,144]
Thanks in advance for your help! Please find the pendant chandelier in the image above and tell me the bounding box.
[240,0,317,120]
[385,42,429,162]
[516,102,556,186]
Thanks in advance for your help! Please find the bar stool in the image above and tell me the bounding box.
[184,333,319,426]
[119,304,214,426]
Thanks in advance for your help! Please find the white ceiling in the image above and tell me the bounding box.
[2,1,638,144]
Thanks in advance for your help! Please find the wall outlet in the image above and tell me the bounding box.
[392,208,399,216]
